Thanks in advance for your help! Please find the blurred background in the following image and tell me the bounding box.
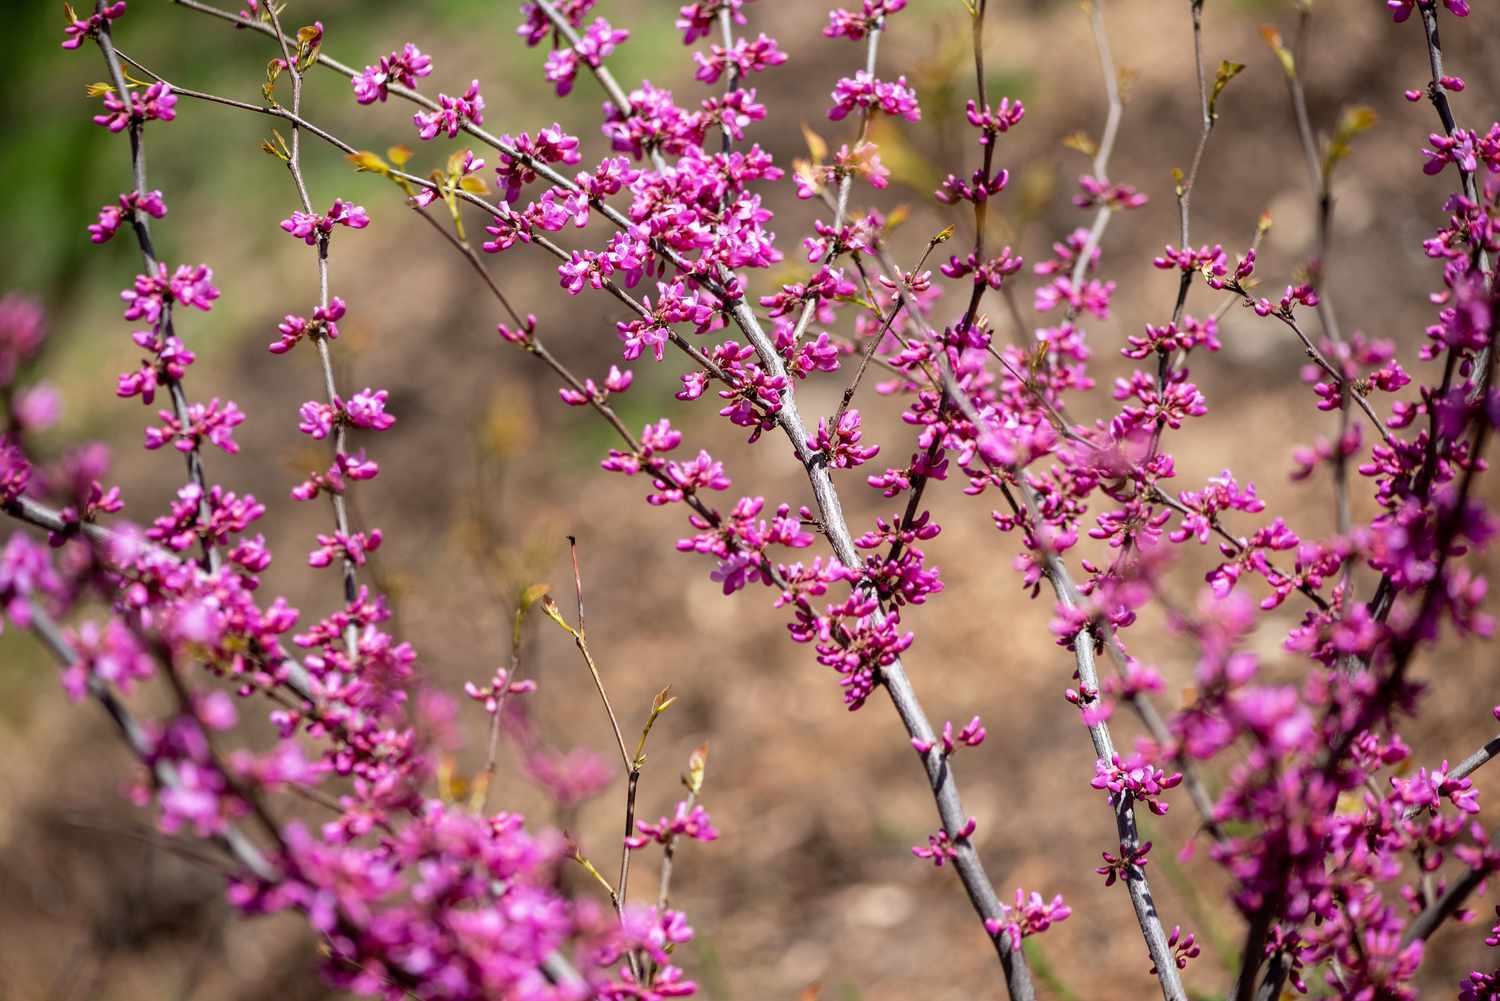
[1,0,1498,998]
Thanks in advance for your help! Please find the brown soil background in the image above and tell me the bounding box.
[1,1,1499,999]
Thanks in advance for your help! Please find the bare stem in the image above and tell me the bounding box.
[1068,0,1124,292]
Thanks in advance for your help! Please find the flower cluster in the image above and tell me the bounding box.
[412,80,484,140]
[88,188,165,243]
[829,71,921,123]
[61,1,127,49]
[351,42,432,104]
[14,1,1500,1000]
[544,18,629,97]
[92,80,176,131]
[279,199,370,245]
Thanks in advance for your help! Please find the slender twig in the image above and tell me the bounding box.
[2,493,320,703]
[1400,827,1500,946]
[1169,0,1213,328]
[1413,0,1493,379]
[986,446,1189,1001]
[1273,7,1345,348]
[482,6,1038,993]
[828,231,945,431]
[262,3,362,654]
[92,7,219,574]
[28,602,279,883]
[873,230,1188,992]
[1068,0,1124,293]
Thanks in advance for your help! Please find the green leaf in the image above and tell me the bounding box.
[684,742,708,796]
[1323,104,1377,180]
[1209,60,1245,121]
[1259,25,1295,80]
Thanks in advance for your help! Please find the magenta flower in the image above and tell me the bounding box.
[912,715,986,755]
[825,0,908,41]
[307,529,383,568]
[808,409,879,469]
[1091,753,1183,815]
[1149,926,1201,976]
[0,295,46,387]
[61,1,127,49]
[492,124,582,203]
[270,297,346,354]
[1074,174,1148,210]
[280,199,370,245]
[143,398,245,455]
[524,746,612,807]
[625,801,720,849]
[965,97,1025,143]
[984,890,1072,941]
[146,483,262,553]
[412,80,484,139]
[463,666,537,713]
[912,816,975,866]
[517,0,599,45]
[544,18,629,97]
[1096,840,1152,886]
[677,0,746,45]
[351,43,432,104]
[297,390,394,438]
[0,533,61,632]
[12,384,60,432]
[1387,0,1468,21]
[693,32,786,85]
[0,442,31,507]
[343,388,396,431]
[121,263,219,327]
[829,71,921,123]
[88,189,166,243]
[93,81,176,132]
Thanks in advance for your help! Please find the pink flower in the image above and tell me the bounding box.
[1387,0,1468,22]
[463,666,537,713]
[625,801,720,849]
[545,19,628,96]
[693,33,786,85]
[143,398,245,455]
[88,189,166,243]
[807,409,879,469]
[912,817,975,866]
[308,529,382,568]
[983,890,1072,941]
[412,80,484,139]
[351,43,432,104]
[61,1,127,49]
[279,199,370,245]
[121,264,219,327]
[829,71,920,123]
[93,81,176,132]
[824,0,907,41]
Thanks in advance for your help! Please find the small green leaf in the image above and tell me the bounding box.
[1209,60,1245,121]
[519,583,551,612]
[1323,104,1377,180]
[261,130,292,162]
[539,595,577,638]
[1061,131,1097,157]
[1259,25,1295,80]
[684,742,708,796]
[800,123,828,164]
[347,150,390,175]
